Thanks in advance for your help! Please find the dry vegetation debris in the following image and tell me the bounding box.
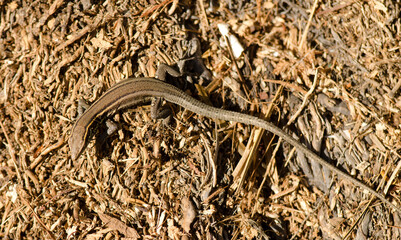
[1,0,401,239]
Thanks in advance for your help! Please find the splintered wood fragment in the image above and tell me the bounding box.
[98,212,140,238]
[36,0,65,29]
[263,78,308,95]
[231,85,284,192]
[180,197,196,233]
[139,0,174,32]
[53,13,113,54]
[298,0,319,52]
[287,68,319,126]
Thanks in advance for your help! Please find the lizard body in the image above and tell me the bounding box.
[69,77,401,213]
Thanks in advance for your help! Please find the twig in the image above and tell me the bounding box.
[0,120,21,182]
[29,137,65,170]
[197,0,210,38]
[384,151,401,194]
[18,188,57,240]
[287,68,320,126]
[140,0,174,32]
[298,0,319,52]
[53,13,112,54]
[263,78,308,95]
[224,35,251,100]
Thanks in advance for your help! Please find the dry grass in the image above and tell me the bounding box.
[1,0,401,239]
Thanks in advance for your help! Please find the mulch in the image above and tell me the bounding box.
[1,0,401,239]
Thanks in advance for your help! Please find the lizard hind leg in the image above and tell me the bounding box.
[153,63,184,125]
[151,97,173,125]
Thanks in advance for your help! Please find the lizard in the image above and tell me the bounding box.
[68,74,401,214]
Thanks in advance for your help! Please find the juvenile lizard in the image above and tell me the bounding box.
[69,77,401,213]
